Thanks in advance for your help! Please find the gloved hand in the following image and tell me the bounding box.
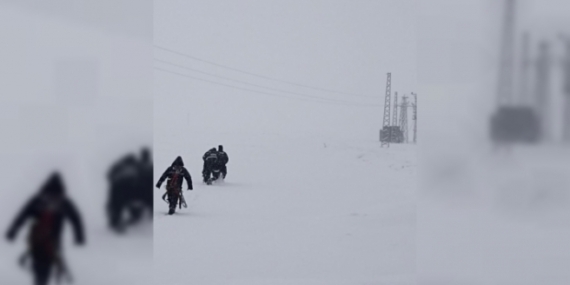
[155,184,161,189]
[188,187,193,191]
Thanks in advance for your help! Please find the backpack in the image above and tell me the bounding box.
[29,196,62,257]
[205,152,218,163]
[218,151,228,164]
[166,166,183,191]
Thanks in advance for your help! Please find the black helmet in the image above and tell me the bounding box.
[218,145,223,151]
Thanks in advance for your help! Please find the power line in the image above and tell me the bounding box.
[155,58,377,105]
[154,66,379,107]
[154,44,373,98]
[154,66,380,108]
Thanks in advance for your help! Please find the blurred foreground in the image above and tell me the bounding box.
[417,0,570,284]
[0,1,152,284]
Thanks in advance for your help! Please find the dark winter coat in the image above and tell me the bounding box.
[217,151,229,165]
[202,149,218,162]
[5,173,85,250]
[107,154,141,209]
[156,156,193,190]
[108,154,139,184]
[138,157,153,206]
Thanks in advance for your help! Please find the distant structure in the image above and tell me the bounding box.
[412,92,417,144]
[380,73,392,147]
[561,35,570,143]
[489,0,570,146]
[496,0,516,107]
[379,73,413,145]
[520,32,531,106]
[390,91,404,144]
[534,41,553,142]
[490,0,541,145]
[399,95,409,143]
[392,92,399,128]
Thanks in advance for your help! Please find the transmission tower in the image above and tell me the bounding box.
[412,93,417,144]
[520,32,531,105]
[399,95,409,143]
[535,41,553,142]
[380,73,392,147]
[559,35,570,143]
[496,0,517,106]
[392,92,399,127]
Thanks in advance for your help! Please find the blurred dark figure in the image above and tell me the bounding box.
[138,147,153,215]
[123,147,154,226]
[107,152,148,233]
[5,172,85,285]
[216,145,229,180]
[156,156,193,215]
[202,147,218,183]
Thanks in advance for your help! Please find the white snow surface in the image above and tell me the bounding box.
[419,145,570,285]
[154,133,416,285]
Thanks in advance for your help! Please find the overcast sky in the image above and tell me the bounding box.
[154,0,417,141]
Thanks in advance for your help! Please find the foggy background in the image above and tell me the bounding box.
[0,1,153,284]
[417,0,570,284]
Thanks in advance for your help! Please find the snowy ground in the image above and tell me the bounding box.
[419,144,570,285]
[154,133,416,285]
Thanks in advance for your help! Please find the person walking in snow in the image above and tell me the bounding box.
[202,147,218,183]
[5,172,85,285]
[137,147,153,216]
[215,145,229,180]
[156,156,193,215]
[107,153,140,232]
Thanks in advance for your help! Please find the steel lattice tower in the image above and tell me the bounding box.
[561,36,570,143]
[496,0,517,106]
[380,73,392,147]
[399,95,409,143]
[392,92,399,127]
[535,41,552,142]
[520,32,531,105]
[411,93,417,144]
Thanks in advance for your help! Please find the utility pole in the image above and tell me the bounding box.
[399,95,409,144]
[520,32,531,106]
[560,35,570,143]
[496,0,517,107]
[412,92,417,144]
[381,73,392,147]
[535,41,552,142]
[392,92,399,127]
